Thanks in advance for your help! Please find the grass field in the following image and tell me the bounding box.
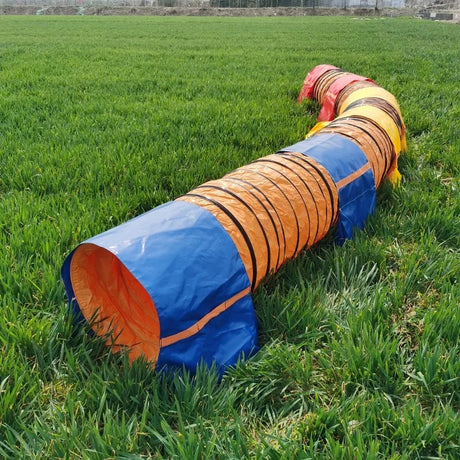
[0,15,459,458]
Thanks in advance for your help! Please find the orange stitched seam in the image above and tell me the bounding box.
[160,286,251,348]
[336,163,371,189]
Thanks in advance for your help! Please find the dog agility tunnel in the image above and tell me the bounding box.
[62,65,406,374]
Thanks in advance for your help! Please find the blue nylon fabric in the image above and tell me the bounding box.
[61,200,258,373]
[279,133,376,242]
[61,249,86,324]
[335,168,376,242]
[156,295,258,375]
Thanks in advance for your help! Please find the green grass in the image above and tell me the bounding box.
[0,15,459,459]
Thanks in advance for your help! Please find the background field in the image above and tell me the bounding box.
[0,15,459,458]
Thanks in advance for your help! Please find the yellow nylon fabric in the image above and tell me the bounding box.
[337,105,402,154]
[307,65,407,187]
[306,121,331,138]
[339,86,407,154]
[339,87,402,118]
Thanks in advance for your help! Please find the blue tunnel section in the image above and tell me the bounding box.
[62,200,258,374]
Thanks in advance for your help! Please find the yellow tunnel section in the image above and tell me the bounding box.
[302,65,406,186]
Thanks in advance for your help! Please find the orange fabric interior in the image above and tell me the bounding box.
[70,243,160,364]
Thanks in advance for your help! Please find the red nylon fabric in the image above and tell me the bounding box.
[318,75,372,121]
[297,64,339,103]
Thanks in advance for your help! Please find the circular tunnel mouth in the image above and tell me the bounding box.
[70,243,160,364]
